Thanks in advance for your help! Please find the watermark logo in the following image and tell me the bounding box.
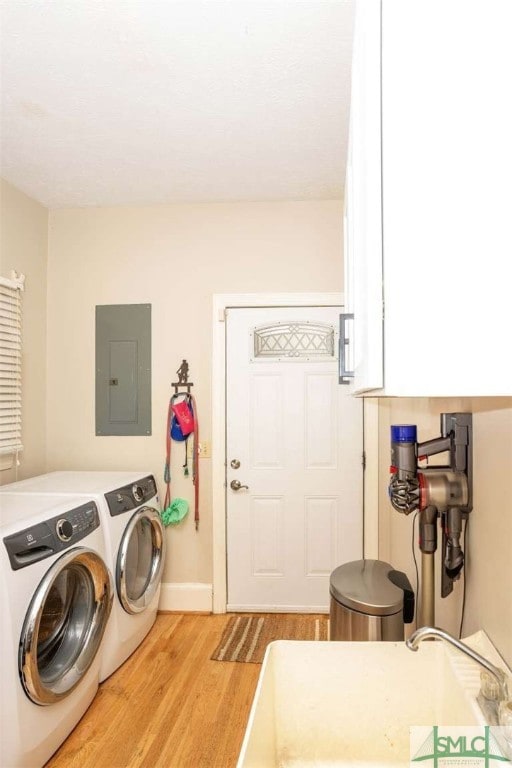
[410,726,512,767]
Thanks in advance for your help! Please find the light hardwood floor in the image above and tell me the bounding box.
[45,614,262,768]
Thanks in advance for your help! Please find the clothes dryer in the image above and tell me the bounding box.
[0,493,113,768]
[0,471,166,681]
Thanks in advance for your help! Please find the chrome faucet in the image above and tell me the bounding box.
[407,626,511,726]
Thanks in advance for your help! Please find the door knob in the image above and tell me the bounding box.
[230,479,249,491]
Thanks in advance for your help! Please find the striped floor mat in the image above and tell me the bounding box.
[211,614,329,663]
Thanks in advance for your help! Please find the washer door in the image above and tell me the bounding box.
[19,547,113,705]
[116,506,165,615]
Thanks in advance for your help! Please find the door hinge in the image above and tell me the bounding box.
[362,451,366,470]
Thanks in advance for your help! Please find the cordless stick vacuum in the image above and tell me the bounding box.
[389,413,472,626]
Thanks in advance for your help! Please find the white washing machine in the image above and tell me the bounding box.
[0,493,113,768]
[0,471,166,682]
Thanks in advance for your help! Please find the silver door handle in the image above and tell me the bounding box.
[230,479,249,491]
[339,312,355,384]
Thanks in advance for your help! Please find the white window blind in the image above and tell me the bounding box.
[0,273,25,456]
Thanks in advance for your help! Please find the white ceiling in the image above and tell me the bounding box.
[0,1,354,209]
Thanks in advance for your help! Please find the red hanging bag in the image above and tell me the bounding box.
[171,395,194,436]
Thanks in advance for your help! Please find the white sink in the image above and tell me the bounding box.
[237,632,504,767]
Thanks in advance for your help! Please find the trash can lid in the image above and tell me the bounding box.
[330,559,404,617]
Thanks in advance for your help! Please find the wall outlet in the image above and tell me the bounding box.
[187,440,211,458]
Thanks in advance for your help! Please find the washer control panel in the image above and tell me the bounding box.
[104,474,158,516]
[3,501,100,571]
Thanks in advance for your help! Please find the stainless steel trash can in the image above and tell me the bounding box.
[329,559,414,641]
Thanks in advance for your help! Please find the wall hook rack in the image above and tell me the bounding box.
[171,359,194,394]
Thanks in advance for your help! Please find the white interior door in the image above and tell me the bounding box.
[226,306,363,612]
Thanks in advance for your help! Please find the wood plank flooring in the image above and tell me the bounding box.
[45,614,262,768]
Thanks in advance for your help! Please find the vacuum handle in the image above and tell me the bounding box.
[388,569,415,625]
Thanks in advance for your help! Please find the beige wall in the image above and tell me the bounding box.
[46,200,344,585]
[0,179,48,484]
[378,397,512,667]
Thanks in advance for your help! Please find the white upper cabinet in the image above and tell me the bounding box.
[343,0,512,397]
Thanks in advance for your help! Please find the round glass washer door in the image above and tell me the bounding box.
[116,506,165,615]
[19,547,113,706]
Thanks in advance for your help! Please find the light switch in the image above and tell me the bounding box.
[187,440,211,458]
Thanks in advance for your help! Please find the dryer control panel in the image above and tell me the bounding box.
[104,474,158,516]
[3,501,100,571]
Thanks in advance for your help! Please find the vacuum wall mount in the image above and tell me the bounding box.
[389,412,472,626]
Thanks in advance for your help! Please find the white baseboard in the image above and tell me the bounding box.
[227,604,329,614]
[159,582,213,612]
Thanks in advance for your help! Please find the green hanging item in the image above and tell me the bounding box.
[161,497,189,526]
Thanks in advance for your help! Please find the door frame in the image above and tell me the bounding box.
[211,292,379,613]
